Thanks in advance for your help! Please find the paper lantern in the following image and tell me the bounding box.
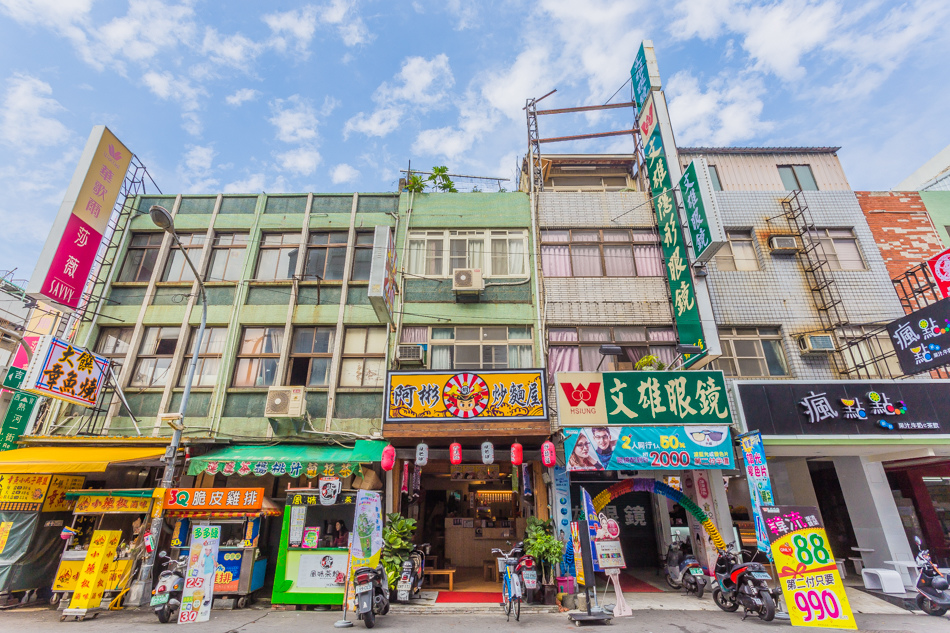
[450,442,463,465]
[415,443,429,467]
[381,445,396,471]
[511,442,523,467]
[481,441,494,465]
[541,440,556,467]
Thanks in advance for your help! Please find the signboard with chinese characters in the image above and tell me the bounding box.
[761,505,856,629]
[739,432,774,554]
[346,491,382,609]
[367,225,397,325]
[734,380,949,435]
[73,494,152,514]
[0,474,51,511]
[21,336,108,407]
[196,458,360,480]
[164,488,265,512]
[0,391,39,451]
[66,529,121,611]
[928,247,950,299]
[215,550,243,592]
[27,126,133,310]
[386,369,547,422]
[297,551,348,588]
[679,159,726,262]
[42,475,85,513]
[179,524,220,623]
[555,370,733,427]
[2,366,26,390]
[630,40,661,107]
[886,297,950,375]
[563,425,734,471]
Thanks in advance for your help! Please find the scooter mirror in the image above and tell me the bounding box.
[158,550,167,558]
[915,536,922,546]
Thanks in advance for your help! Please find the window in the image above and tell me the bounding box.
[778,165,818,191]
[179,327,227,387]
[340,327,386,387]
[208,233,248,282]
[233,327,284,387]
[712,327,788,377]
[305,231,348,280]
[808,229,865,270]
[406,230,528,277]
[350,232,374,281]
[95,327,133,372]
[548,327,675,373]
[715,230,759,271]
[255,233,300,281]
[708,165,723,191]
[419,326,533,370]
[288,327,335,386]
[118,233,163,282]
[541,229,662,277]
[840,327,901,379]
[130,327,179,387]
[161,234,206,282]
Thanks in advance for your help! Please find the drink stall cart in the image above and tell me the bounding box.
[52,489,160,612]
[162,487,281,608]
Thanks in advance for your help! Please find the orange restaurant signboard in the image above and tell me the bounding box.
[164,488,265,512]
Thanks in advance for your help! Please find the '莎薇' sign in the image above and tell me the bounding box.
[21,335,109,407]
[679,159,726,263]
[27,126,132,311]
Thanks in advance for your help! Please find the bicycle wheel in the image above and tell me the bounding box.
[514,596,521,622]
[502,577,512,620]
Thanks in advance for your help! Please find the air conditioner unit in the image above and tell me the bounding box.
[798,334,836,354]
[769,235,800,254]
[452,268,484,292]
[396,344,426,365]
[265,386,307,417]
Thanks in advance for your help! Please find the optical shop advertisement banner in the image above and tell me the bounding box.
[563,426,734,471]
[761,505,856,630]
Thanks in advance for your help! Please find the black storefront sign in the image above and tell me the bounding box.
[886,298,950,375]
[735,381,950,435]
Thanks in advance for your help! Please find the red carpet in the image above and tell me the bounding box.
[435,591,504,603]
[613,572,663,593]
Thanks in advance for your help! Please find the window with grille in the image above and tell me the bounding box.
[288,327,335,386]
[161,234,206,282]
[711,327,789,377]
[808,228,865,270]
[406,230,527,278]
[840,327,901,379]
[233,327,284,387]
[208,233,248,281]
[130,326,180,387]
[547,326,675,373]
[540,229,662,277]
[118,233,163,282]
[715,230,759,271]
[339,327,386,387]
[255,233,300,280]
[178,327,227,387]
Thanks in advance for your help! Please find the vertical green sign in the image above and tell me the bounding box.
[679,160,725,263]
[0,391,38,451]
[631,41,660,107]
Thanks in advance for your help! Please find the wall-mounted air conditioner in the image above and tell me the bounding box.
[265,386,307,417]
[396,344,426,365]
[452,268,484,293]
[798,334,836,355]
[769,235,800,254]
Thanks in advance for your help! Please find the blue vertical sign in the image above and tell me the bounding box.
[580,487,603,572]
[739,432,775,554]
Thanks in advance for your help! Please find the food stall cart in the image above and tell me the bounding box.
[52,489,159,610]
[163,487,280,608]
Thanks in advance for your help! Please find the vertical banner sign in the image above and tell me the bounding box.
[0,391,39,451]
[179,525,221,623]
[630,40,661,107]
[27,126,133,311]
[761,506,856,630]
[367,225,397,325]
[580,488,602,572]
[347,490,383,608]
[553,466,571,538]
[679,159,726,263]
[67,530,121,611]
[740,432,775,554]
[928,247,950,299]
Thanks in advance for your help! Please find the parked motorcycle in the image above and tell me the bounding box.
[712,543,779,621]
[354,564,390,629]
[914,536,950,616]
[151,551,187,623]
[395,543,430,603]
[664,537,707,598]
[513,542,538,600]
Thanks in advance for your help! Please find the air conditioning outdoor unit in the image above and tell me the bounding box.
[452,268,484,292]
[265,386,307,417]
[798,334,836,354]
[769,235,800,254]
[396,344,426,365]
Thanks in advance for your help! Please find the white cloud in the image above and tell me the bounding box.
[0,73,70,149]
[446,0,479,30]
[225,88,261,106]
[264,6,318,56]
[269,95,319,143]
[178,144,219,191]
[96,0,198,68]
[666,70,773,146]
[201,27,264,70]
[344,107,403,139]
[278,147,322,176]
[318,0,373,47]
[223,172,266,193]
[142,71,208,135]
[330,163,360,184]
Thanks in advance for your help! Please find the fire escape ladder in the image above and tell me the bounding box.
[525,98,543,193]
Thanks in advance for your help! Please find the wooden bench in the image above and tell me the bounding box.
[423,567,456,591]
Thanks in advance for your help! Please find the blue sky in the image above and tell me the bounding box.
[1,0,949,279]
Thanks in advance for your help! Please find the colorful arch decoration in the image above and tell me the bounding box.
[591,478,727,551]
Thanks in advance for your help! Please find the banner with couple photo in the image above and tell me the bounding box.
[563,425,734,471]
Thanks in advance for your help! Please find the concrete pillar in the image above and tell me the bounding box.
[772,458,821,510]
[682,469,731,571]
[833,456,915,585]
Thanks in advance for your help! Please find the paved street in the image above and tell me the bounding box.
[1,605,948,633]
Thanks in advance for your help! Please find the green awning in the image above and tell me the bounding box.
[187,441,387,478]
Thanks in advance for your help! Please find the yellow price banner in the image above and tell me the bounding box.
[761,506,856,629]
[67,530,121,611]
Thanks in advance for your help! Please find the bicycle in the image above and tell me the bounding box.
[492,546,523,622]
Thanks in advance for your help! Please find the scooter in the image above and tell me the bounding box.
[150,551,187,623]
[354,564,390,629]
[513,542,538,601]
[712,542,779,622]
[664,537,707,598]
[914,535,950,617]
[395,543,429,603]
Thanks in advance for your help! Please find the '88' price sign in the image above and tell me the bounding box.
[761,505,856,630]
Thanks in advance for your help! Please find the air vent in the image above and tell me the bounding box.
[265,386,306,417]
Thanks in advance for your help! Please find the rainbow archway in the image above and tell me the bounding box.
[591,478,726,551]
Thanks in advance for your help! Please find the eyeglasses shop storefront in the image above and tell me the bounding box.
[555,371,737,572]
[732,379,950,578]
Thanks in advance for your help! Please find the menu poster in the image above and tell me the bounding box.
[179,525,220,623]
[288,505,306,547]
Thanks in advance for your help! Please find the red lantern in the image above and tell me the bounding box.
[510,442,523,467]
[381,445,396,472]
[449,442,463,465]
[541,440,556,467]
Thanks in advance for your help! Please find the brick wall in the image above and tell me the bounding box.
[855,191,944,280]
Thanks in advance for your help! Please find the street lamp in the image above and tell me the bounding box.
[596,344,623,370]
[134,205,208,601]
[668,344,706,370]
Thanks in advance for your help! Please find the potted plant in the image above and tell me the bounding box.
[524,517,564,604]
[381,513,417,589]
